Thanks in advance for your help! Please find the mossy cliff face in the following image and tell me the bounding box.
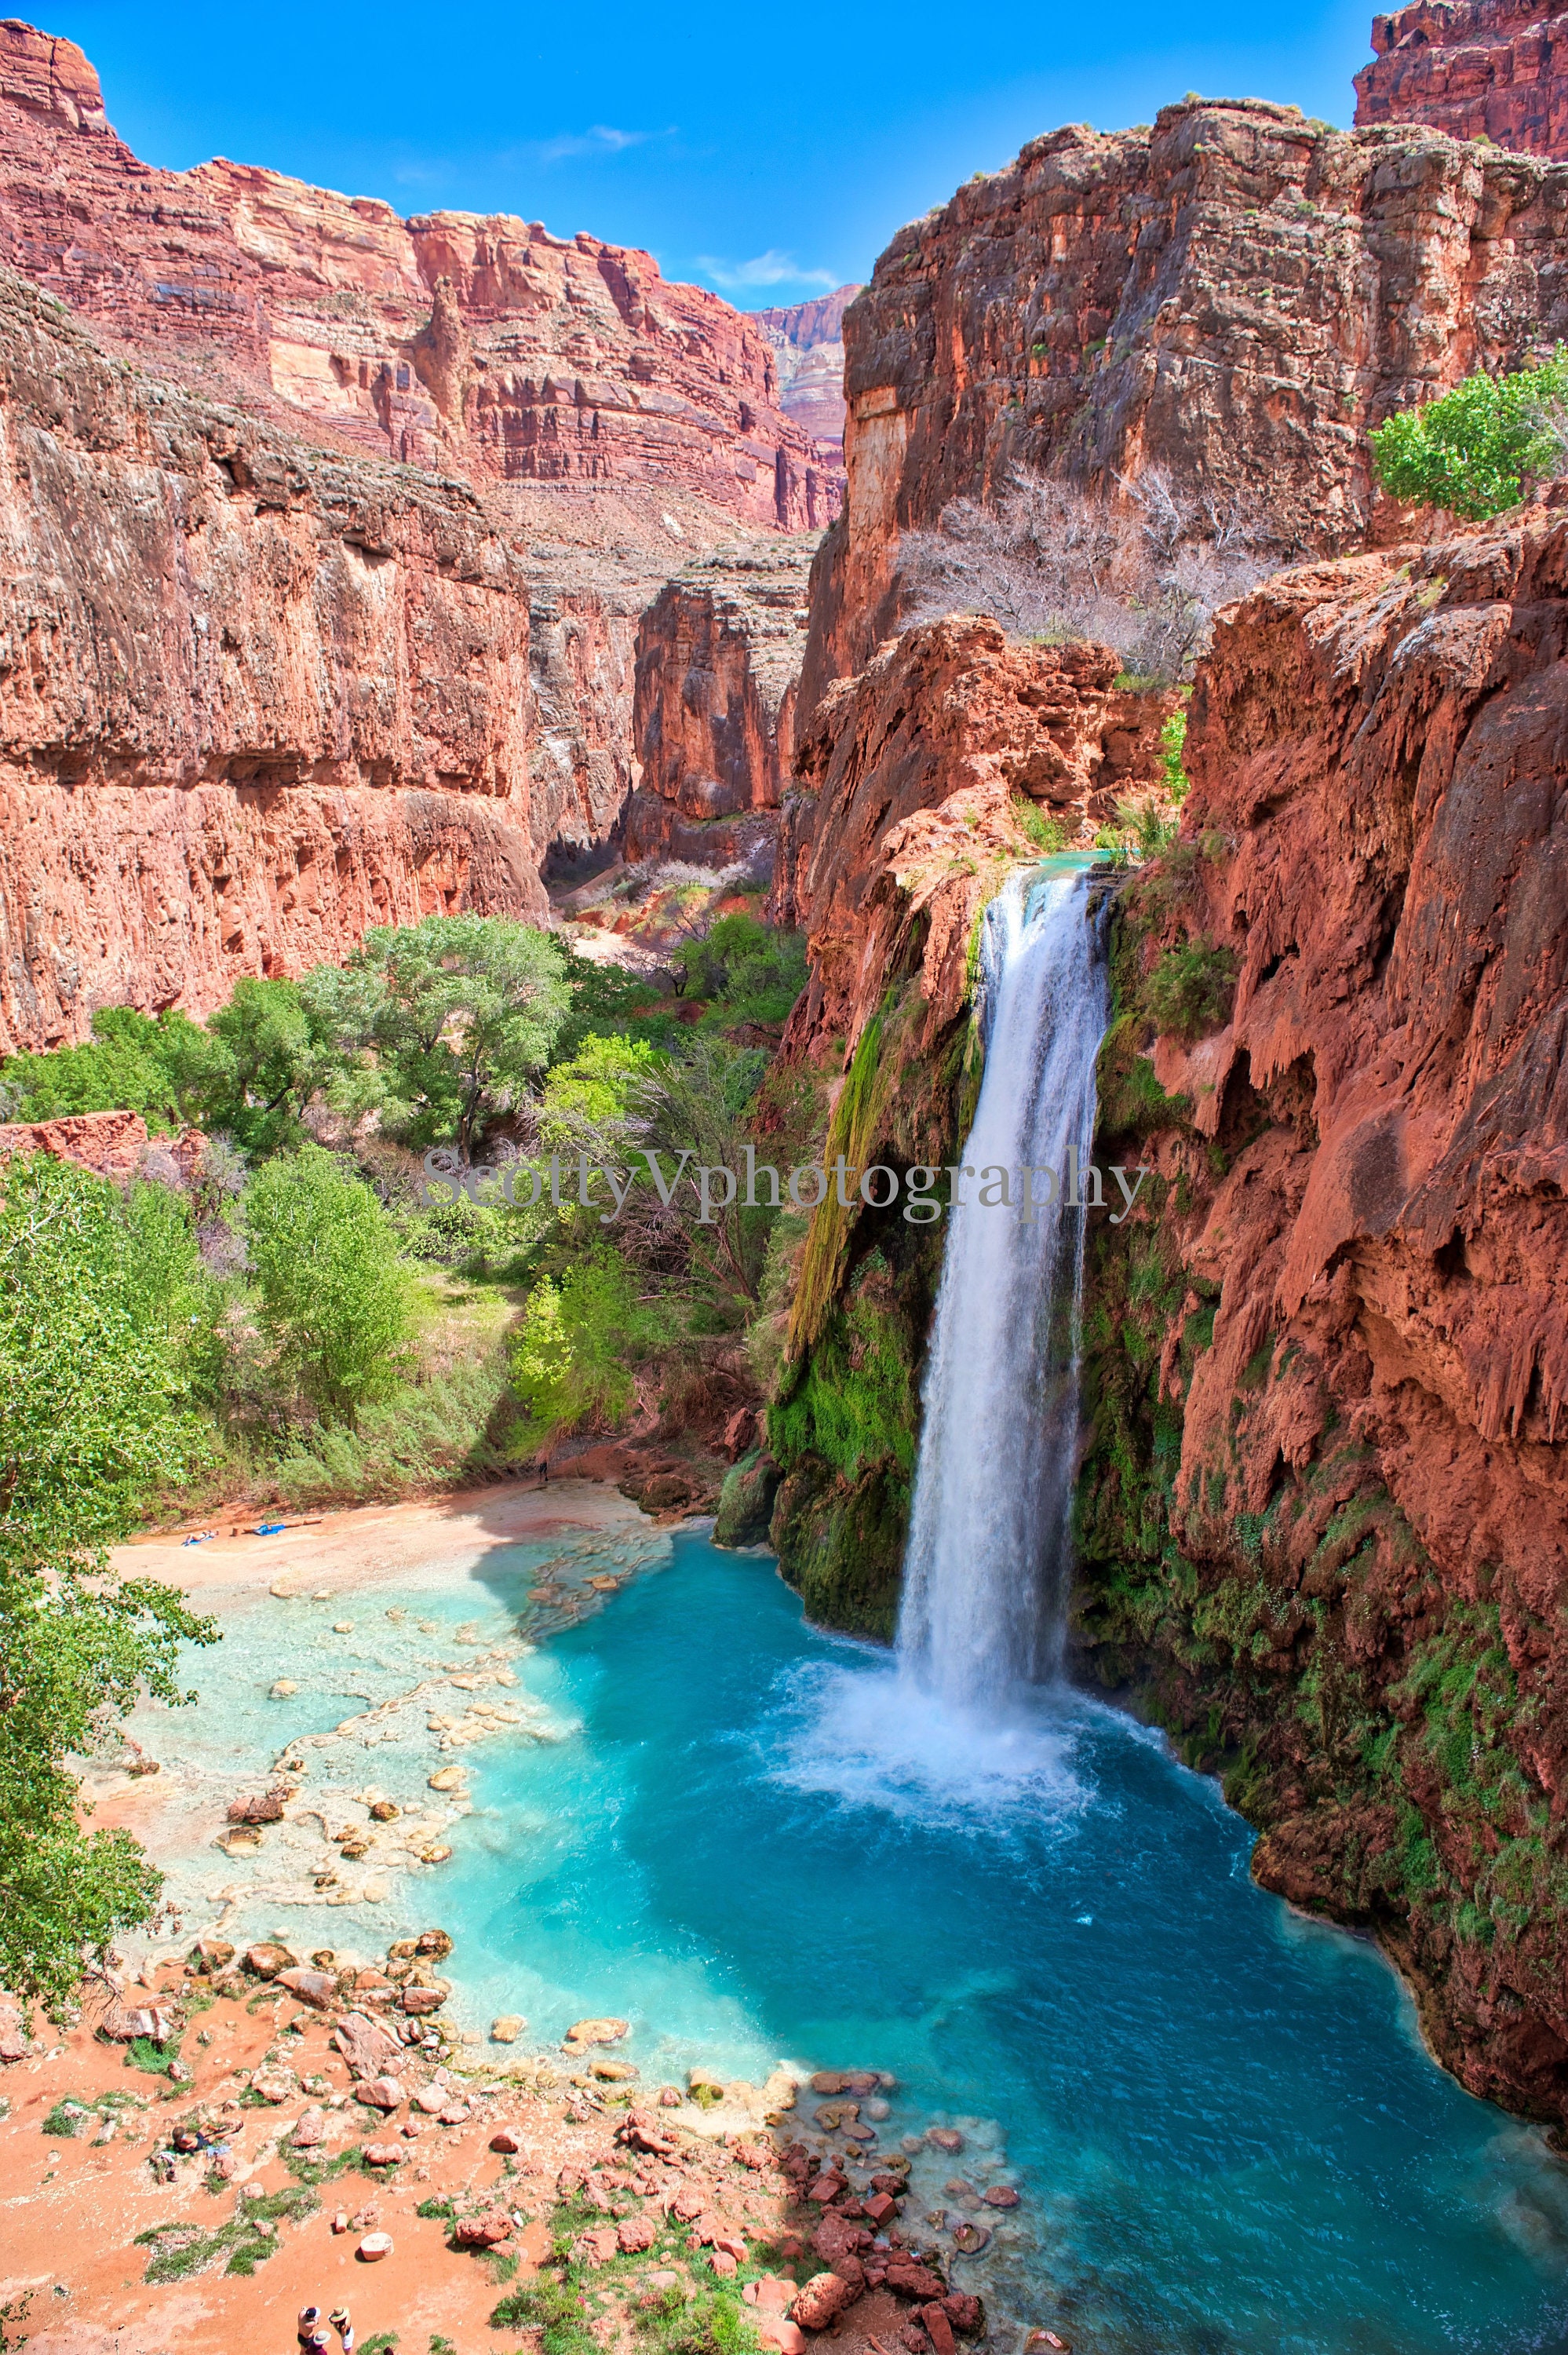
[1074,511,1568,2129]
[762,619,1168,1633]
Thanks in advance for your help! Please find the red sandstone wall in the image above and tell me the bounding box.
[1355,1,1568,157]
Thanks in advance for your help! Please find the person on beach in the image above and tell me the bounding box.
[298,2309,332,2355]
[330,2307,355,2354]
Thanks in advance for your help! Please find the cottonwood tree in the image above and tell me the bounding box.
[351,915,571,1159]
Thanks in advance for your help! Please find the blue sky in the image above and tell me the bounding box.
[50,2,1374,306]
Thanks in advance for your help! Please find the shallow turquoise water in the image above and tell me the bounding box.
[145,1528,1568,2353]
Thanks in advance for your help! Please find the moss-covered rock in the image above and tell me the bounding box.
[768,1456,908,1640]
[713,1450,781,1547]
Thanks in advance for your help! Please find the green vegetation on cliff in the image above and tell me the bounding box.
[1371,350,1568,520]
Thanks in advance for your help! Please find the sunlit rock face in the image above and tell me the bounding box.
[1355,0,1568,159]
[798,97,1568,717]
[0,22,844,529]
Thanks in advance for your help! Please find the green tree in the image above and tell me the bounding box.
[243,1146,416,1422]
[204,977,359,1152]
[0,1154,217,2009]
[2,1006,231,1131]
[355,915,570,1158]
[1371,350,1568,520]
[509,1245,670,1437]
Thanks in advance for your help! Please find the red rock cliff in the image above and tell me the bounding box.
[800,100,1568,713]
[0,21,843,532]
[1077,504,1568,2123]
[0,268,554,1050]
[623,539,818,874]
[1355,0,1568,157]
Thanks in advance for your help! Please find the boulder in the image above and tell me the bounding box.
[713,1451,781,1547]
[276,1967,337,2010]
[617,2214,657,2254]
[981,2184,1019,2208]
[250,2069,296,2104]
[754,2320,807,2355]
[943,2295,985,2337]
[190,1937,235,1971]
[334,2012,401,2079]
[743,2280,797,2313]
[590,2058,636,2081]
[356,2232,394,2260]
[791,2273,858,2331]
[922,2308,957,2355]
[563,2016,629,2048]
[399,1985,447,2016]
[290,2106,327,2149]
[416,1929,454,1958]
[355,2076,404,2112]
[925,2128,962,2154]
[490,2015,524,2043]
[228,1791,286,1824]
[412,2087,447,2116]
[243,1941,297,1980]
[454,2211,512,2247]
[363,2142,404,2167]
[887,2262,947,2303]
[490,2127,523,2154]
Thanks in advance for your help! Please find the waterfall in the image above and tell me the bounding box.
[897,865,1108,1707]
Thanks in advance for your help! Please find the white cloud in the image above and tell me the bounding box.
[534,124,658,164]
[695,250,837,292]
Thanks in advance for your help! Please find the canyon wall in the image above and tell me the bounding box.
[0,23,843,531]
[1355,1,1568,158]
[622,539,818,873]
[800,100,1568,712]
[0,268,552,1050]
[1074,505,1568,2126]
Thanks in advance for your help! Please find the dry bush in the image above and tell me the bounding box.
[901,466,1280,682]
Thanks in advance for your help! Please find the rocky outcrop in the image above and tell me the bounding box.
[1355,1,1568,157]
[800,100,1568,712]
[754,288,859,450]
[622,539,818,871]
[1075,505,1568,2127]
[0,21,843,531]
[779,621,1174,1058]
[0,268,552,1049]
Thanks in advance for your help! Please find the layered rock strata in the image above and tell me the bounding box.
[623,538,819,872]
[1355,1,1568,158]
[0,268,551,1050]
[0,22,842,531]
[754,287,859,450]
[1075,506,1568,2126]
[800,100,1568,711]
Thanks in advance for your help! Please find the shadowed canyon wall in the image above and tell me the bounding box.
[800,98,1568,714]
[1355,1,1568,158]
[623,540,819,873]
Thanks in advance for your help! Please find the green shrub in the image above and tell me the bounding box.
[677,915,808,1028]
[1159,706,1190,801]
[1370,350,1568,520]
[1010,794,1067,856]
[1142,940,1238,1041]
[509,1246,671,1441]
[1,1006,229,1130]
[243,1147,416,1423]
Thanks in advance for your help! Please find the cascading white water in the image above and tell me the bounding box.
[897,865,1108,1707]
